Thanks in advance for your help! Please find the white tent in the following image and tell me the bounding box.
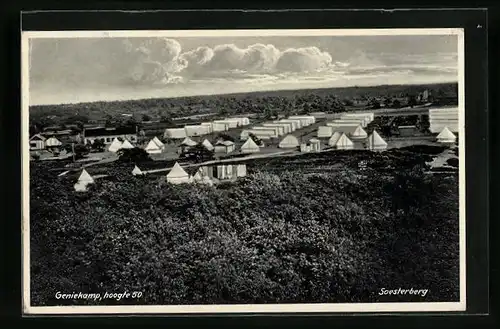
[317,126,334,138]
[367,130,388,151]
[240,137,261,154]
[132,165,144,176]
[74,169,94,192]
[279,134,300,148]
[335,133,354,150]
[328,131,342,146]
[164,128,187,139]
[351,125,368,139]
[201,139,214,151]
[166,162,190,184]
[152,136,165,149]
[45,137,63,147]
[436,126,457,143]
[145,139,162,154]
[309,138,321,152]
[108,138,123,152]
[120,139,135,149]
[181,137,198,147]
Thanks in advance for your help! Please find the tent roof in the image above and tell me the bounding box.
[202,139,214,150]
[152,136,164,147]
[108,138,123,151]
[145,139,161,150]
[132,165,143,175]
[167,162,189,178]
[279,134,299,145]
[181,137,198,146]
[352,125,367,136]
[368,130,388,146]
[45,137,63,146]
[336,133,354,147]
[437,126,456,139]
[328,131,342,145]
[121,139,134,149]
[77,169,94,183]
[241,137,260,149]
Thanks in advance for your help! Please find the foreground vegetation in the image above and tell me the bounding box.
[30,147,459,305]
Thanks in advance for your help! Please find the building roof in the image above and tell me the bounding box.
[84,126,136,137]
[30,134,46,141]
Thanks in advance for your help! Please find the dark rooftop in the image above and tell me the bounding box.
[84,126,137,137]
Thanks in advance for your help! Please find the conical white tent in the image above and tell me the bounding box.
[145,139,162,154]
[328,131,342,146]
[108,138,123,152]
[201,139,214,151]
[166,162,190,184]
[351,125,368,139]
[335,133,354,150]
[181,137,198,147]
[120,139,134,149]
[279,134,300,148]
[74,169,94,192]
[436,126,456,143]
[45,137,62,147]
[240,138,260,153]
[132,165,144,176]
[152,136,165,149]
[367,130,388,151]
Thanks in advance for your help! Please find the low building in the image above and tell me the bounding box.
[29,134,46,150]
[214,140,235,153]
[164,128,188,139]
[83,126,137,145]
[398,125,417,137]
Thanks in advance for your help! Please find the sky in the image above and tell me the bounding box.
[28,34,459,105]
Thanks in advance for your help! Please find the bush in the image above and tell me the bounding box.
[30,150,459,305]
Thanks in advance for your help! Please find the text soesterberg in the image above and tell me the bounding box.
[379,288,428,297]
[55,291,143,301]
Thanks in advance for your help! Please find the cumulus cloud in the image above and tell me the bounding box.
[275,47,332,72]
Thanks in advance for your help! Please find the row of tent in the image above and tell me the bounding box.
[429,107,459,134]
[240,116,316,141]
[164,117,250,139]
[108,137,135,153]
[317,112,374,139]
[73,161,248,191]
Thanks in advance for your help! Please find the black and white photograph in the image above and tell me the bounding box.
[22,27,465,314]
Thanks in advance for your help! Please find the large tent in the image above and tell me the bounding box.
[108,138,123,152]
[120,139,135,149]
[367,130,388,151]
[74,169,94,192]
[240,137,261,154]
[328,131,342,146]
[152,136,165,149]
[132,165,144,176]
[164,128,187,139]
[335,133,354,150]
[350,125,368,139]
[201,138,214,151]
[279,134,300,148]
[436,126,457,143]
[181,137,198,147]
[145,139,162,154]
[166,162,190,184]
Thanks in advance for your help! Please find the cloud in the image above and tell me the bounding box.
[275,47,332,72]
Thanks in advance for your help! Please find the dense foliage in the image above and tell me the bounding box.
[30,149,459,306]
[29,83,458,129]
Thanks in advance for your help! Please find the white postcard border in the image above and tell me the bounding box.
[21,28,466,315]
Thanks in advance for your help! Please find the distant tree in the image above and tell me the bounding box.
[383,98,393,108]
[392,99,402,109]
[31,153,40,161]
[160,114,173,123]
[218,107,228,117]
[141,114,152,122]
[217,134,235,142]
[407,95,417,108]
[248,133,263,146]
[370,99,381,109]
[116,147,152,163]
[343,98,354,106]
[180,143,214,163]
[63,143,90,160]
[91,139,105,152]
